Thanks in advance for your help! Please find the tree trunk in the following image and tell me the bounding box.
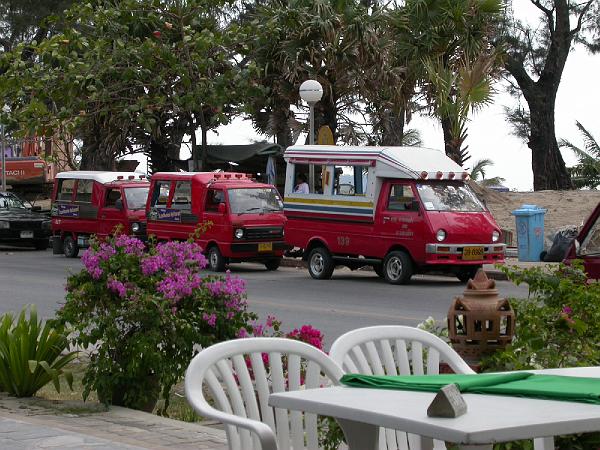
[529,100,572,190]
[441,116,466,166]
[79,137,114,170]
[380,109,405,146]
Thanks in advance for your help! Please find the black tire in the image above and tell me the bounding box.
[34,239,49,250]
[456,265,481,283]
[383,250,413,285]
[373,264,385,278]
[307,247,335,280]
[207,245,226,272]
[264,259,281,271]
[63,236,79,258]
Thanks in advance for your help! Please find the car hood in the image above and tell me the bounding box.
[0,208,49,221]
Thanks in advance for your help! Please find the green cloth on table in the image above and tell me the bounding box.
[340,373,600,405]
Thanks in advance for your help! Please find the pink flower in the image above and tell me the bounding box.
[203,312,217,327]
[107,278,127,298]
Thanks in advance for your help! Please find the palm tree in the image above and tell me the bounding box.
[560,121,600,189]
[469,158,505,187]
[389,0,504,166]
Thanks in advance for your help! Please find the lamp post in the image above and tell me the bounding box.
[1,106,9,192]
[299,79,323,192]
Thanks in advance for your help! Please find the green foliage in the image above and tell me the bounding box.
[54,234,256,414]
[0,305,76,397]
[560,121,600,189]
[484,262,600,449]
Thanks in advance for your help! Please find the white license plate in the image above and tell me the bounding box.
[20,231,34,239]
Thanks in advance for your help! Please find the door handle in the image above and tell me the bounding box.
[101,215,106,219]
[383,216,390,223]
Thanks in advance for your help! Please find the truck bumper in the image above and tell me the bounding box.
[425,243,505,265]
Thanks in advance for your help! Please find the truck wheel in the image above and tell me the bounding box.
[34,239,49,250]
[63,236,79,258]
[207,245,226,272]
[383,250,412,284]
[264,259,281,271]
[307,247,334,280]
[457,265,481,283]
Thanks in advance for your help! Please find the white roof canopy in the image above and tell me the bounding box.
[56,171,146,184]
[284,145,464,180]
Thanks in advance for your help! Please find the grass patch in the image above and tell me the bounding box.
[35,360,206,423]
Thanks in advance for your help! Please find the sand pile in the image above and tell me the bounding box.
[471,183,600,246]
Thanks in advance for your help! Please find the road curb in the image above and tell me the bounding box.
[280,257,509,281]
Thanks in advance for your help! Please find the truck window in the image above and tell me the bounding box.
[388,185,415,211]
[334,165,367,196]
[105,189,122,208]
[75,179,93,203]
[151,181,171,208]
[124,187,149,210]
[205,189,224,212]
[416,182,484,212]
[580,215,600,256]
[58,179,75,201]
[172,181,192,210]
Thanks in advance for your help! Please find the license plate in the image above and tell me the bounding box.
[20,231,33,239]
[463,246,484,260]
[258,242,273,252]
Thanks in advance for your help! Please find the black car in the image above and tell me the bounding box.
[0,192,51,250]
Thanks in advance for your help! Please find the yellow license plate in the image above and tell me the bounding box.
[258,242,273,252]
[463,246,484,260]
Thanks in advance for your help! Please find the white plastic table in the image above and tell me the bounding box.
[269,367,600,450]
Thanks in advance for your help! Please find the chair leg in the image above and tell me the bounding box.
[533,437,554,450]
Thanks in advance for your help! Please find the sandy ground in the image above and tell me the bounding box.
[473,185,600,246]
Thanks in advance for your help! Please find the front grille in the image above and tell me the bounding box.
[244,227,283,240]
[10,221,42,231]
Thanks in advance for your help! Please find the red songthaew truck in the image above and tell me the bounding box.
[283,145,505,284]
[51,171,150,257]
[146,172,288,271]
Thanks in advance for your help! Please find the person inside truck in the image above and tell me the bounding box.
[105,189,122,208]
[293,173,309,194]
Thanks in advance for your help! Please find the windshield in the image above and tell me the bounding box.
[0,193,26,209]
[124,187,149,210]
[228,188,283,214]
[579,214,600,256]
[416,182,485,212]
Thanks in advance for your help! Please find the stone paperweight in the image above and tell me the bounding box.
[427,384,468,418]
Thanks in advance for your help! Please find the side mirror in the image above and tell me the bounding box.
[217,202,226,214]
[31,205,42,212]
[115,199,123,210]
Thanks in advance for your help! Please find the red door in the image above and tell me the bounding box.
[99,188,127,237]
[201,188,229,250]
[375,182,427,262]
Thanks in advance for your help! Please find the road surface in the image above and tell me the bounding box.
[0,247,529,346]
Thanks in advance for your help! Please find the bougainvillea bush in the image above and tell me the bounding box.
[54,234,256,414]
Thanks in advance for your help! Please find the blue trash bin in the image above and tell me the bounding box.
[511,204,547,262]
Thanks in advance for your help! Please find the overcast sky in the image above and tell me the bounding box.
[189,3,599,192]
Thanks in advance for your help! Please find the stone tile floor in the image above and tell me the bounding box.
[0,395,228,450]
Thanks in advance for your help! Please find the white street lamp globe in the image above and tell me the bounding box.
[299,79,323,103]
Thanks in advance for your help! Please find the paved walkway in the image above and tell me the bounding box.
[0,395,227,450]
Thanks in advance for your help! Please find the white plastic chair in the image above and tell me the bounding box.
[329,325,474,450]
[329,326,553,450]
[185,337,344,450]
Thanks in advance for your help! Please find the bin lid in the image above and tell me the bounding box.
[511,204,547,216]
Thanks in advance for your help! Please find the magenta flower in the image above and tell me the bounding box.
[107,278,127,298]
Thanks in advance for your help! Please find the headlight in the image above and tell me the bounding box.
[436,229,446,242]
[492,230,500,242]
[0,221,9,229]
[132,222,140,233]
[235,228,244,239]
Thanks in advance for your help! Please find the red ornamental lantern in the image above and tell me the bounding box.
[448,269,515,366]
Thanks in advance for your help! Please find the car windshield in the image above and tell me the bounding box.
[0,193,26,209]
[124,187,149,210]
[228,188,283,214]
[416,182,485,212]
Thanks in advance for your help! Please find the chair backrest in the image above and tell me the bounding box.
[329,325,474,376]
[185,337,344,450]
[329,326,474,450]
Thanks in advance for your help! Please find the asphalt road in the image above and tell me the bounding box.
[0,247,529,347]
